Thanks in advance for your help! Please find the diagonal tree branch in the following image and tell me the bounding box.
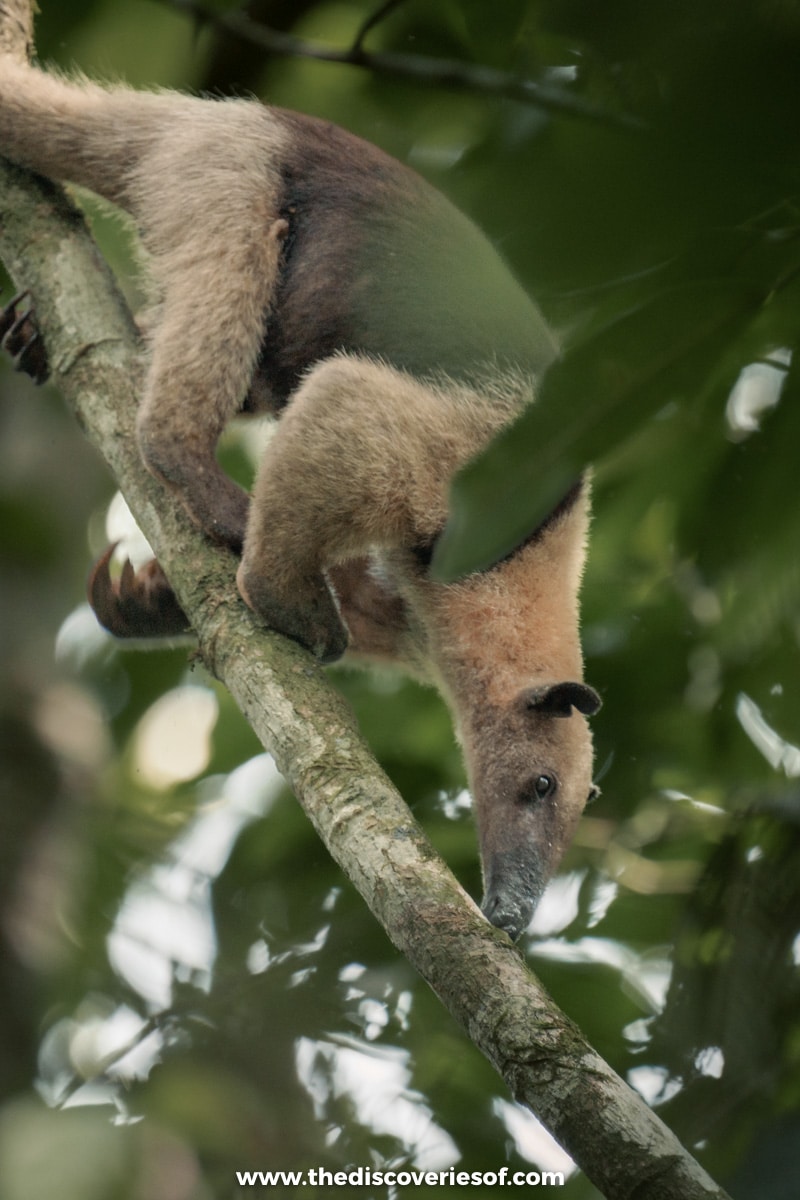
[0,2,726,1195]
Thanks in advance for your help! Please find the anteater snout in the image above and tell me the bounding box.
[481,891,532,942]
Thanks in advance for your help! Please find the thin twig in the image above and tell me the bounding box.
[165,0,643,130]
[352,0,407,55]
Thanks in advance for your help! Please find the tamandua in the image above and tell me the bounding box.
[0,50,601,939]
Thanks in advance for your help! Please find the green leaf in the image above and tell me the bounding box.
[432,279,759,579]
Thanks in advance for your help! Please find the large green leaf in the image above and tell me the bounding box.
[432,279,760,579]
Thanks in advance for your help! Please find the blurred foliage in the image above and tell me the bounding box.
[2,1,800,1198]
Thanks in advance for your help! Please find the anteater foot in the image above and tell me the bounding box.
[88,544,189,638]
[0,290,49,385]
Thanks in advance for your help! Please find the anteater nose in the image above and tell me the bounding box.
[481,892,529,942]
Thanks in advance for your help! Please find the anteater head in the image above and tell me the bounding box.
[415,478,600,941]
[466,680,601,940]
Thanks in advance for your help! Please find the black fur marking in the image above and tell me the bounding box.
[256,108,555,407]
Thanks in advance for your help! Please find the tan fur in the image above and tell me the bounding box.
[237,352,597,940]
[237,355,524,659]
[0,54,290,544]
[0,54,600,939]
[419,507,594,929]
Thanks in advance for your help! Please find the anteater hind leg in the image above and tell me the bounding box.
[135,216,289,552]
[87,215,289,639]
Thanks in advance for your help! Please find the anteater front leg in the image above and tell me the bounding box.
[237,354,500,662]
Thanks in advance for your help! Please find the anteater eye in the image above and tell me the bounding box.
[535,774,557,799]
[524,773,557,802]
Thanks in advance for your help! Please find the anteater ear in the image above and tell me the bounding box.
[523,681,602,717]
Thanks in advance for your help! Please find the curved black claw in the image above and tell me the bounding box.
[88,544,190,638]
[0,290,49,385]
